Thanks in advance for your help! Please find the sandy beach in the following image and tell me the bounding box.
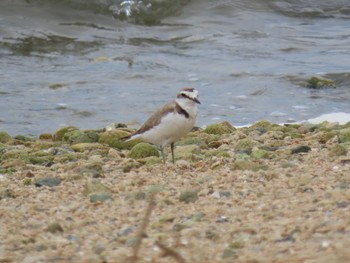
[1,120,350,263]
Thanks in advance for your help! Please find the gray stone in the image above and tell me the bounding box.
[35,177,61,187]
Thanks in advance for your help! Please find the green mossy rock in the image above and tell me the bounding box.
[28,150,54,164]
[63,130,99,144]
[28,155,53,165]
[53,126,79,141]
[204,121,235,135]
[0,148,53,165]
[129,143,159,159]
[339,128,350,143]
[14,135,35,142]
[249,120,274,131]
[0,131,12,143]
[0,148,28,160]
[307,76,336,89]
[251,148,272,159]
[39,133,53,140]
[235,138,260,153]
[99,130,137,150]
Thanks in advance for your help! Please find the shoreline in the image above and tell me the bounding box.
[1,120,350,262]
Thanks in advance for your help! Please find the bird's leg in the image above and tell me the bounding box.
[170,142,175,164]
[160,145,166,164]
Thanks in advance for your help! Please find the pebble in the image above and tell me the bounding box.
[89,194,113,202]
[84,180,113,202]
[222,248,237,259]
[46,222,64,233]
[35,177,61,187]
[291,145,311,154]
[179,190,198,203]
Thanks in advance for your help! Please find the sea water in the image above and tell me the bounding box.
[1,0,350,135]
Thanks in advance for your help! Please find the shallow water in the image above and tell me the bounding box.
[1,0,350,135]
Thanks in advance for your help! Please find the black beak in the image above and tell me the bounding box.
[194,98,201,104]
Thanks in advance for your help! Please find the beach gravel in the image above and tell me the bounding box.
[1,121,350,262]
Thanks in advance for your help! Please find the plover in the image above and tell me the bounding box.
[125,87,200,164]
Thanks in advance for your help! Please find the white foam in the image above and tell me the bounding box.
[306,112,350,125]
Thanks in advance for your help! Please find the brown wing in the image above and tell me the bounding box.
[132,101,176,136]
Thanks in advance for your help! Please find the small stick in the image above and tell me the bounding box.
[155,240,188,263]
[130,193,156,261]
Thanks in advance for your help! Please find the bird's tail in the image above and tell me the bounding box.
[121,134,132,142]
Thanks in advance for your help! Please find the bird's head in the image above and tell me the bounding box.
[177,87,200,104]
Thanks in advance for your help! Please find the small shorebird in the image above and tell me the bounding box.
[125,87,200,164]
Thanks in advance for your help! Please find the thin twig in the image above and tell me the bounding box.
[130,193,156,261]
[155,240,188,263]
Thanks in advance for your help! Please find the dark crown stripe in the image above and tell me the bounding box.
[177,93,198,103]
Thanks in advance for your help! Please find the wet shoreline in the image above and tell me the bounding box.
[1,0,350,136]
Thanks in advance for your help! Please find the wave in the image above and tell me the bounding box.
[269,0,350,19]
[6,0,191,25]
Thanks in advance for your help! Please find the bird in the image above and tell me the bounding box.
[124,87,200,164]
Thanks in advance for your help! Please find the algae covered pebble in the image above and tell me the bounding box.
[234,138,261,154]
[99,129,138,150]
[204,121,235,135]
[64,130,99,144]
[129,142,160,159]
[307,76,336,89]
[0,131,12,143]
[53,126,79,141]
[179,190,198,203]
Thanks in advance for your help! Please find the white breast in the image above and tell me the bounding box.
[139,110,196,146]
